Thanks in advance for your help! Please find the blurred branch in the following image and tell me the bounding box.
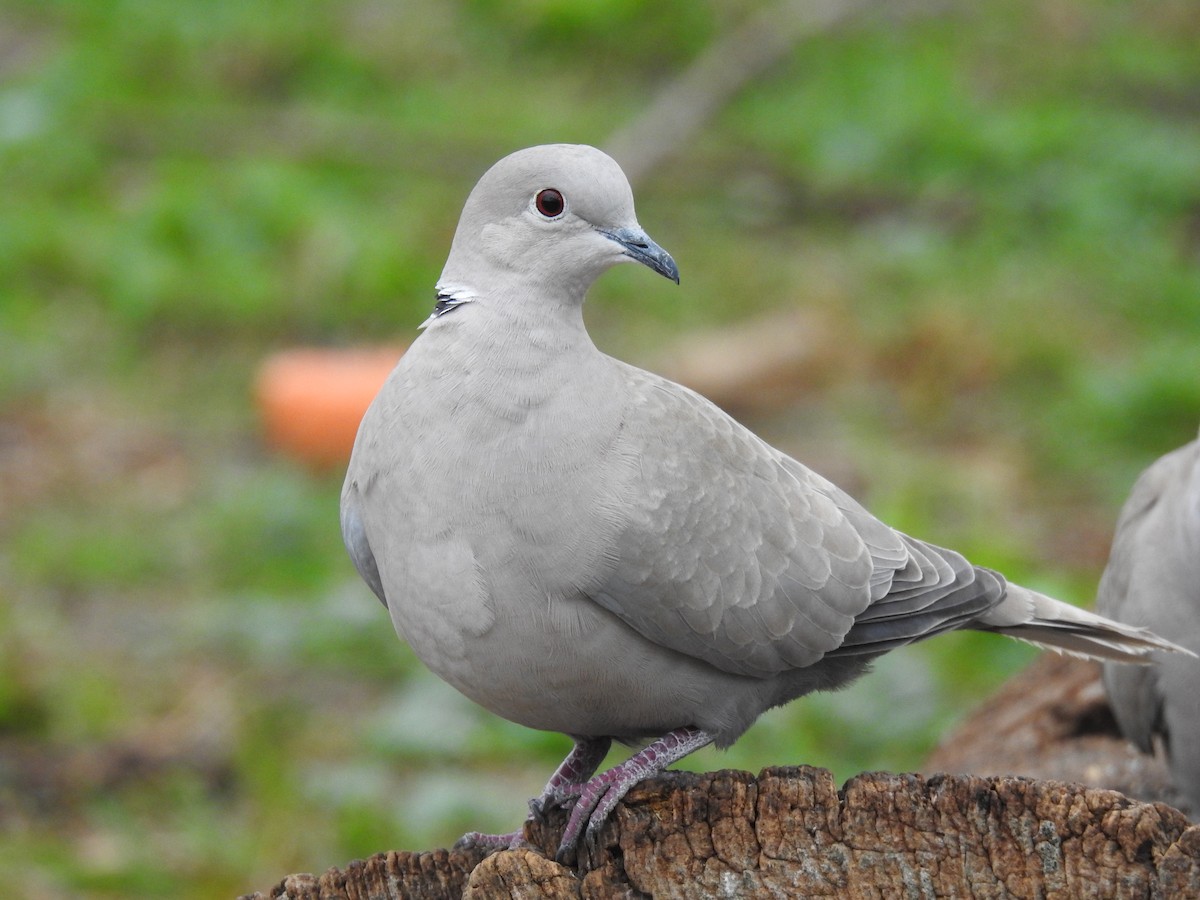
[652,306,850,417]
[926,652,1190,813]
[605,0,936,186]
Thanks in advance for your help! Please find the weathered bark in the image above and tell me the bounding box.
[243,765,1200,899]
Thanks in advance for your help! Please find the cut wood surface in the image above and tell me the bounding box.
[243,764,1199,899]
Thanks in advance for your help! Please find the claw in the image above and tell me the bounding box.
[583,818,605,864]
[528,797,548,824]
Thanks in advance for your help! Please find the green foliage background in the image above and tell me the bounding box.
[1,1,1198,896]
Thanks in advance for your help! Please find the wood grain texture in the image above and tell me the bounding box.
[243,764,1198,899]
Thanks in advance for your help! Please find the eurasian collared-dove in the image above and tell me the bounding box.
[1098,430,1200,814]
[341,144,1187,861]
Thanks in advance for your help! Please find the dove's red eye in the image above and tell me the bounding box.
[535,189,565,218]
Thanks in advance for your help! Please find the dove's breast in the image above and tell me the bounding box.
[348,319,725,732]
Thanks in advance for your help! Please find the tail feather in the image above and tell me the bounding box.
[974,583,1196,665]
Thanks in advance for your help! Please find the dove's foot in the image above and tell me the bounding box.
[454,829,527,852]
[529,736,612,822]
[528,785,583,823]
[455,737,614,854]
[555,726,714,865]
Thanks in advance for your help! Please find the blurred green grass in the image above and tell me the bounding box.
[1,1,1198,896]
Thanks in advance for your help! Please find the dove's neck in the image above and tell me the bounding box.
[419,279,604,378]
[405,282,624,462]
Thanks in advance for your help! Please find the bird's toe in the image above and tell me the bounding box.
[454,828,526,853]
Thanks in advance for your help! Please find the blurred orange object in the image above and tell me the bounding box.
[255,345,405,470]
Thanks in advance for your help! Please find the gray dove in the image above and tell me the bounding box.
[1098,429,1200,814]
[341,143,1187,861]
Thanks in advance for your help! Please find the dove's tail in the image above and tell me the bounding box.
[974,583,1195,664]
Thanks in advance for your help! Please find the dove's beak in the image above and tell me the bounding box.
[600,226,680,284]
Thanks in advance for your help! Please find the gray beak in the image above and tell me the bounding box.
[600,226,680,284]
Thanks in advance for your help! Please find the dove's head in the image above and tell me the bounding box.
[438,144,678,305]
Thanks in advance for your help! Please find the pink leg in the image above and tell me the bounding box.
[454,736,612,852]
[556,727,714,864]
[530,736,612,820]
[453,827,525,853]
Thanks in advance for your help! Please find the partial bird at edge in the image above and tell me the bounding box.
[1098,429,1200,816]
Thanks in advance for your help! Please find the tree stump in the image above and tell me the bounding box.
[242,765,1200,899]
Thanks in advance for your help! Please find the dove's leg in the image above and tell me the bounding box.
[556,727,714,863]
[455,736,612,852]
[529,736,612,819]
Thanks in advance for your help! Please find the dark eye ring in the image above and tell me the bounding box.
[535,188,565,218]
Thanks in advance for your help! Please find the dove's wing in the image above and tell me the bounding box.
[585,366,1003,679]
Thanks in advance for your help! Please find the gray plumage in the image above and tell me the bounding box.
[341,144,1186,859]
[1098,430,1200,814]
